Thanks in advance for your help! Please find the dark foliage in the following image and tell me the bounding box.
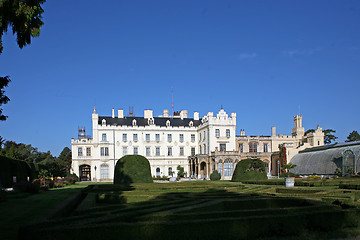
[231,158,267,182]
[0,76,10,121]
[210,170,221,181]
[346,130,360,142]
[114,155,153,185]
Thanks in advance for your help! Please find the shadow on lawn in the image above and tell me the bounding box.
[19,188,360,240]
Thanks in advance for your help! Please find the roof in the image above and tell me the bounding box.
[290,143,360,175]
[98,116,202,127]
[299,141,360,153]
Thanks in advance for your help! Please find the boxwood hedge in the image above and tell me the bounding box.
[231,158,267,182]
[114,155,153,184]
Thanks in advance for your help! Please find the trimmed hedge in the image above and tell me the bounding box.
[114,155,153,184]
[231,158,267,182]
[210,170,221,181]
[339,184,360,190]
[0,156,33,188]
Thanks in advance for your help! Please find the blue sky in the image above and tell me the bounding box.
[1,0,359,156]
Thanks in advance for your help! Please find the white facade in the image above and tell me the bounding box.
[71,108,236,181]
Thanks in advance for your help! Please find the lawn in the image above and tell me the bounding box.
[2,179,360,240]
[0,182,92,240]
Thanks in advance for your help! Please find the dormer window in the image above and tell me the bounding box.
[166,120,171,127]
[132,119,137,126]
[102,119,106,125]
[148,118,154,125]
[189,121,193,127]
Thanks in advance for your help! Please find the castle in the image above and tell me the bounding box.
[71,107,324,181]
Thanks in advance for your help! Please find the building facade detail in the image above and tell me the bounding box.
[71,108,324,181]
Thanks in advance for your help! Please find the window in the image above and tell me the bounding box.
[146,147,150,156]
[100,147,109,156]
[224,160,233,177]
[220,144,226,151]
[249,143,257,153]
[191,147,195,156]
[219,161,223,176]
[156,167,161,177]
[180,147,184,156]
[239,143,243,153]
[263,143,268,153]
[215,129,220,137]
[226,129,230,138]
[134,147,138,155]
[179,134,184,142]
[199,132,202,140]
[168,134,172,142]
[203,144,206,154]
[100,164,109,179]
[191,134,195,142]
[156,134,160,141]
[203,131,206,140]
[86,147,91,156]
[123,133,127,141]
[133,134,138,142]
[146,134,150,142]
[122,147,127,156]
[102,133,107,141]
[166,120,170,127]
[168,167,173,176]
[78,147,83,156]
[156,147,160,156]
[168,147,172,156]
[132,119,137,126]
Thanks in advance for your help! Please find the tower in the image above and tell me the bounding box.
[291,115,305,137]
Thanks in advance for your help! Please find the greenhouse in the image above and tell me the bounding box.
[291,141,360,176]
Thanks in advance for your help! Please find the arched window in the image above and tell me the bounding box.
[148,118,154,125]
[224,159,233,176]
[189,121,193,127]
[132,119,137,126]
[156,167,161,177]
[168,167,173,176]
[218,160,223,176]
[102,119,106,125]
[166,120,170,127]
[100,164,109,179]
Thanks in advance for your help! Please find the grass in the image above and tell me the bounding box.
[3,179,360,240]
[0,182,91,240]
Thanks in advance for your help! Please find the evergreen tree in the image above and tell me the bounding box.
[346,131,360,142]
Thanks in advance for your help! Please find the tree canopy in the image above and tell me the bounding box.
[345,131,360,142]
[0,76,10,121]
[0,0,46,54]
[0,141,72,177]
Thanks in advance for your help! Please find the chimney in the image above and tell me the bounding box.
[118,109,124,118]
[271,126,276,136]
[240,129,245,136]
[163,109,169,117]
[180,110,188,119]
[194,112,199,120]
[144,109,153,119]
[112,108,115,118]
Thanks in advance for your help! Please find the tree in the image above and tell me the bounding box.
[58,147,72,175]
[305,128,337,145]
[346,130,360,142]
[0,0,46,54]
[281,163,297,178]
[0,0,46,121]
[0,76,10,121]
[176,165,185,178]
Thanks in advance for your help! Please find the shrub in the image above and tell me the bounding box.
[231,158,267,182]
[66,173,79,182]
[114,155,153,184]
[210,170,221,181]
[177,165,186,178]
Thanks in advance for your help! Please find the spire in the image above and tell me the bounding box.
[93,106,96,114]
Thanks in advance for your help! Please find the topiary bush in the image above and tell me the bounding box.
[114,155,153,185]
[231,158,267,182]
[210,170,221,181]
